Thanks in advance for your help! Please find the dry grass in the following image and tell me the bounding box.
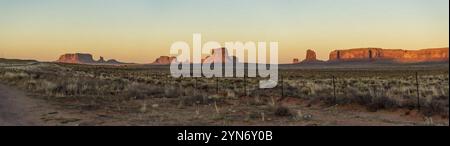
[0,61,448,123]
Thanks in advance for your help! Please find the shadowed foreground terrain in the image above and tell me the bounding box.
[0,59,448,126]
[0,84,38,126]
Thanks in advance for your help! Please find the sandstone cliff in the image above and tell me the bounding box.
[57,53,96,64]
[304,50,317,61]
[203,48,237,64]
[56,53,125,65]
[329,48,449,63]
[98,56,106,63]
[292,58,299,64]
[153,56,176,64]
[301,49,324,64]
[156,48,240,64]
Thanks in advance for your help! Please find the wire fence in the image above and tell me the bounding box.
[0,65,448,115]
[162,71,449,112]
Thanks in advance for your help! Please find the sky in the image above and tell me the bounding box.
[0,0,448,63]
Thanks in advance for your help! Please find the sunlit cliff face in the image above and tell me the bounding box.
[329,48,449,63]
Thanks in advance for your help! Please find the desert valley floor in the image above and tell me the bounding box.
[0,59,448,126]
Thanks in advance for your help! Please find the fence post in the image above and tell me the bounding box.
[415,72,420,111]
[281,74,284,98]
[332,75,336,104]
[194,77,197,96]
[216,77,219,94]
[244,75,247,96]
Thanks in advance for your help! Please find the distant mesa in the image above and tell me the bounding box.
[57,53,95,64]
[329,47,449,63]
[98,56,106,63]
[292,47,448,65]
[203,48,238,64]
[292,58,299,64]
[56,53,126,65]
[300,49,325,64]
[0,58,38,65]
[56,47,449,66]
[304,49,317,61]
[106,59,123,64]
[153,48,239,65]
[152,56,176,65]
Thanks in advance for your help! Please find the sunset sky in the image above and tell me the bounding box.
[0,0,448,63]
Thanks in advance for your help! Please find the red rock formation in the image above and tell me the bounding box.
[304,50,317,61]
[98,56,106,63]
[153,56,176,64]
[329,48,449,63]
[329,48,380,61]
[301,49,324,63]
[293,58,299,64]
[56,53,125,65]
[203,48,235,64]
[398,48,449,62]
[57,53,96,64]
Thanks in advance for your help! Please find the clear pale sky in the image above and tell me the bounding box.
[0,0,448,63]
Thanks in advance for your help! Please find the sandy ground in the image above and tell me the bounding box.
[1,84,448,126]
[0,84,97,126]
[0,84,41,126]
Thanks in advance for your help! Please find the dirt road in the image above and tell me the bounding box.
[0,84,42,126]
